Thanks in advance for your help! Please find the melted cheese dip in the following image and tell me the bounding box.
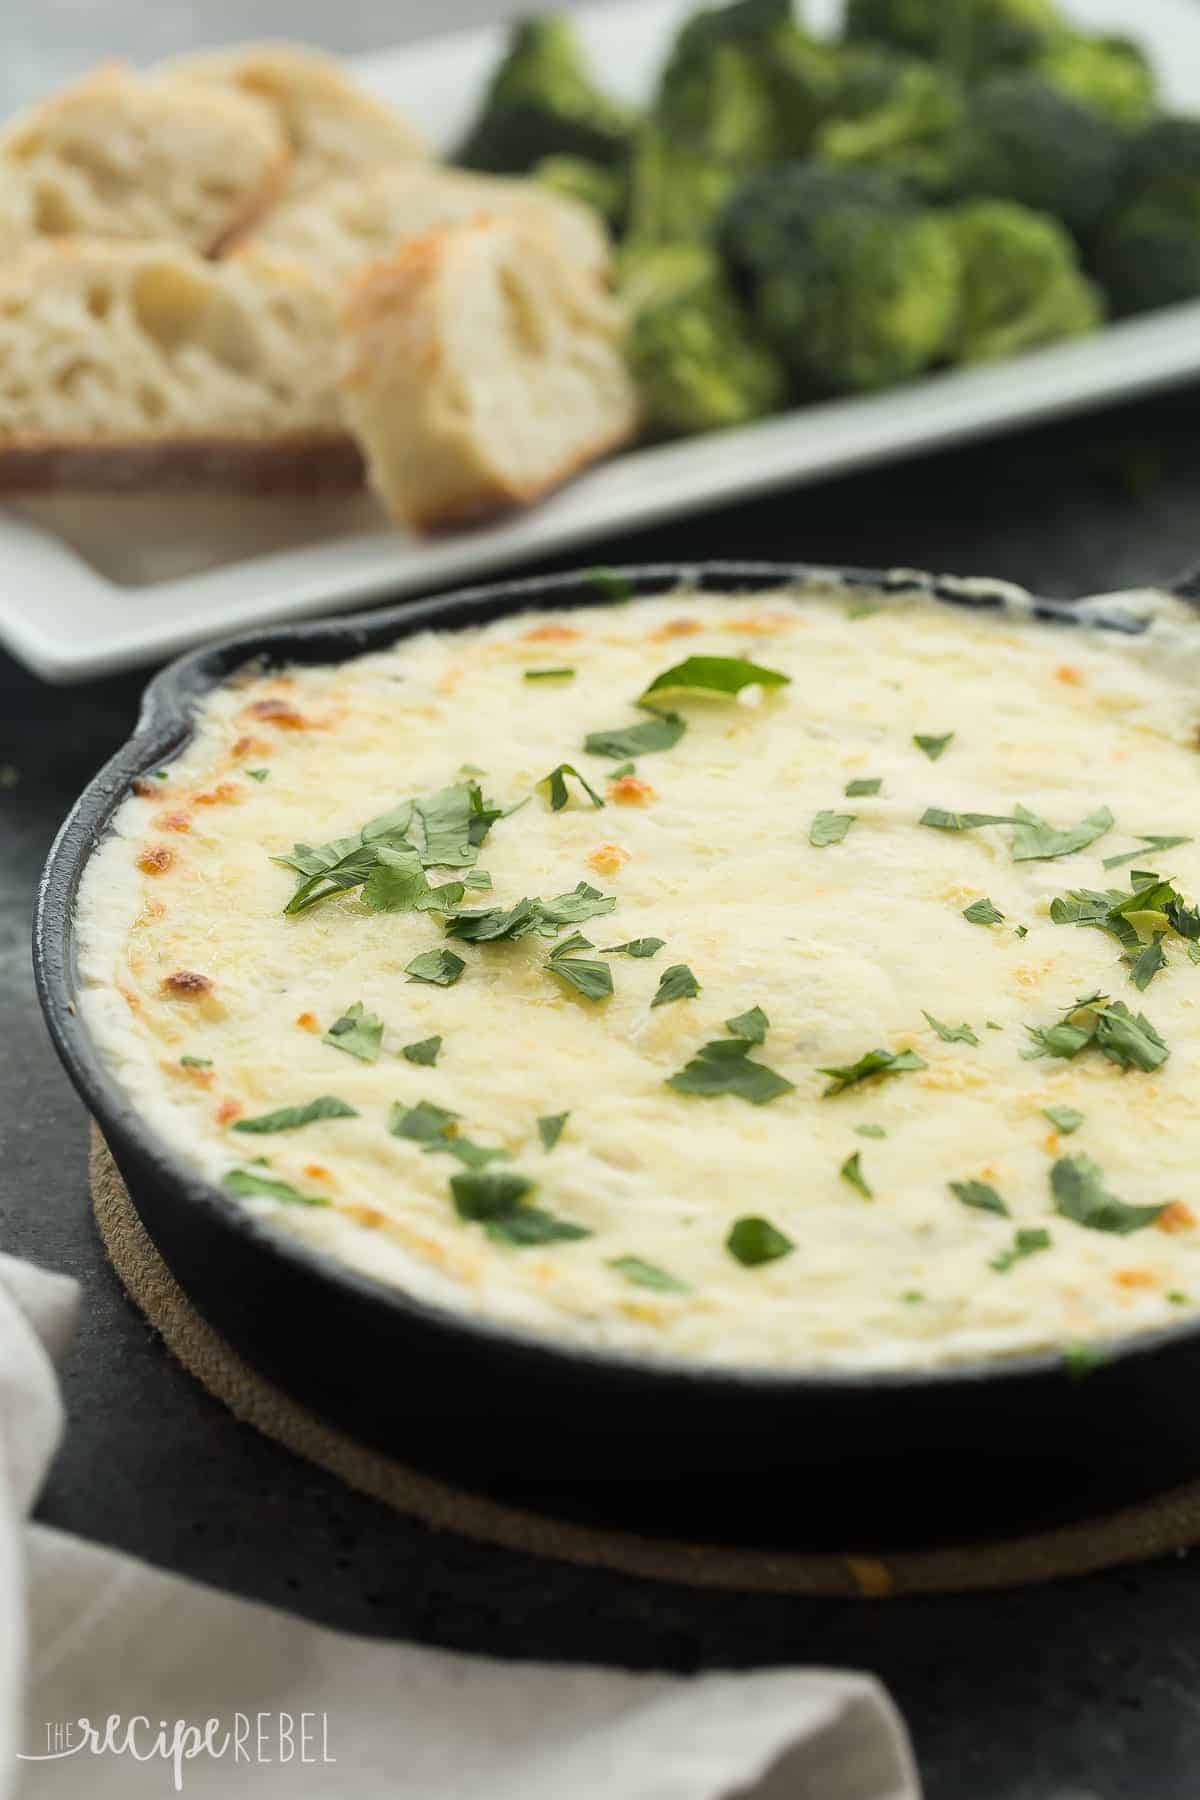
[76,583,1200,1371]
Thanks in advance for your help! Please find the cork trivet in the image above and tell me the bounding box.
[91,1127,1200,1598]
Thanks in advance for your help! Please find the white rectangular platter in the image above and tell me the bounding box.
[4,0,1200,681]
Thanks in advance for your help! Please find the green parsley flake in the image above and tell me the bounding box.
[1124,933,1168,992]
[323,1002,384,1062]
[1103,834,1193,870]
[962,897,1005,926]
[583,713,686,759]
[406,949,466,987]
[389,1101,510,1170]
[727,1216,794,1266]
[537,1112,569,1151]
[246,768,270,782]
[855,1123,886,1139]
[651,963,701,1007]
[547,950,613,1000]
[990,1227,1052,1272]
[610,761,636,778]
[845,778,882,796]
[847,600,881,619]
[1010,804,1114,862]
[450,1169,590,1246]
[402,1036,442,1066]
[1051,1154,1165,1234]
[920,808,1019,833]
[840,1151,873,1199]
[810,810,855,847]
[1043,1104,1084,1134]
[725,1005,768,1044]
[922,1011,980,1046]
[180,1055,212,1069]
[537,763,605,811]
[609,1256,689,1293]
[914,732,954,760]
[1023,993,1168,1072]
[668,1035,794,1105]
[585,567,632,601]
[600,937,664,958]
[225,1169,328,1207]
[1169,1291,1190,1306]
[1063,1342,1106,1379]
[949,1178,1009,1216]
[640,655,790,702]
[233,1095,357,1134]
[819,1047,927,1096]
[524,668,575,680]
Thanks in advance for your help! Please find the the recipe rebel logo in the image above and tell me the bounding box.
[17,1712,336,1790]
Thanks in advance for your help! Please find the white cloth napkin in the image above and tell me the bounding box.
[0,1253,920,1799]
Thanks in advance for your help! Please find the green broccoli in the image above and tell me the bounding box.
[959,74,1123,231]
[1033,33,1156,129]
[1093,119,1200,314]
[844,0,1061,80]
[655,0,841,167]
[945,199,1102,362]
[816,48,969,198]
[457,16,634,173]
[621,244,787,436]
[721,162,961,393]
[533,155,627,230]
[623,127,740,245]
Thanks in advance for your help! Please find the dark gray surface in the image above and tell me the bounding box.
[7,390,1200,1800]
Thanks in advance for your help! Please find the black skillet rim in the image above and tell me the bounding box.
[32,558,1200,1401]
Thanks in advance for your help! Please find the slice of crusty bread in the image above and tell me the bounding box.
[160,43,429,198]
[0,65,288,258]
[0,240,359,491]
[337,216,636,531]
[244,162,612,291]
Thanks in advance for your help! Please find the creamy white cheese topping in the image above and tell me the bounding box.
[76,581,1200,1371]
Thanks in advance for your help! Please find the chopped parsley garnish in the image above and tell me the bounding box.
[450,1169,590,1245]
[1169,1291,1190,1306]
[845,778,882,796]
[180,1055,212,1069]
[600,937,665,958]
[406,949,465,987]
[585,567,632,600]
[537,1112,569,1151]
[1043,1104,1084,1135]
[949,1178,1008,1216]
[246,768,270,782]
[668,1022,794,1105]
[1049,868,1194,965]
[233,1095,357,1134]
[1063,1342,1106,1379]
[921,808,1019,833]
[1023,992,1168,1073]
[389,1100,510,1169]
[610,761,635,778]
[1124,933,1168,992]
[225,1169,328,1207]
[914,732,954,760]
[855,1123,886,1139]
[609,1256,689,1293]
[547,942,613,1000]
[1103,834,1192,870]
[962,897,1004,926]
[840,1151,873,1199]
[537,882,618,928]
[810,810,855,847]
[362,843,466,915]
[920,805,1114,861]
[651,963,701,1007]
[725,1005,768,1044]
[847,600,881,619]
[991,1227,1052,1272]
[537,763,605,810]
[819,1047,926,1096]
[402,1036,442,1066]
[439,882,617,947]
[524,667,575,680]
[323,1001,383,1062]
[640,655,790,702]
[1051,1154,1164,1234]
[922,1011,980,1046]
[726,1216,794,1266]
[583,712,686,759]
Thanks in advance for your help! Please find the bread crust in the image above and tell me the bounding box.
[0,432,362,494]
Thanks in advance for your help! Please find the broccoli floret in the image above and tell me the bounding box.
[845,0,1061,80]
[959,74,1123,231]
[721,162,961,393]
[1093,119,1200,314]
[458,16,634,173]
[655,0,841,166]
[533,154,627,229]
[623,128,740,245]
[1034,33,1156,129]
[621,244,787,436]
[816,48,969,198]
[945,199,1102,362]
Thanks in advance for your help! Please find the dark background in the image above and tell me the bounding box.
[5,0,1200,1794]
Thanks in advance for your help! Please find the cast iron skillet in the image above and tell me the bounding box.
[32,561,1200,1551]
